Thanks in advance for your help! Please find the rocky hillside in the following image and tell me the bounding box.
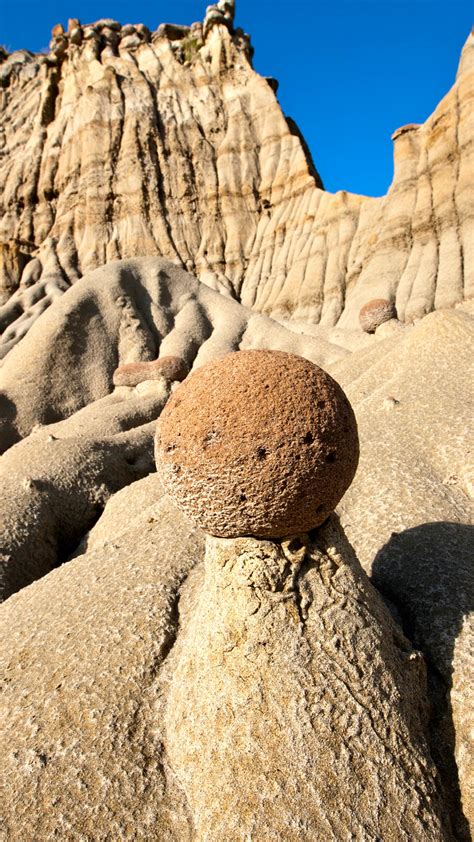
[0,5,473,358]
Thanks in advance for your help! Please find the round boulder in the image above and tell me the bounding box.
[113,356,189,387]
[359,298,397,333]
[155,350,359,538]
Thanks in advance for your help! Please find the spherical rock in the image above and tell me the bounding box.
[113,356,189,387]
[155,350,359,538]
[359,298,397,333]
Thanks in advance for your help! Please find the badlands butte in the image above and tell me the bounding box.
[0,2,473,840]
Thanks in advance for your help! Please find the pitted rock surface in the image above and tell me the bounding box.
[155,350,359,537]
[359,298,397,332]
[113,356,189,387]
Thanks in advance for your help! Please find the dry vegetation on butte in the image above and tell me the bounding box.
[0,3,472,840]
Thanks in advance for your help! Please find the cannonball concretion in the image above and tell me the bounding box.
[155,350,359,538]
[359,298,397,333]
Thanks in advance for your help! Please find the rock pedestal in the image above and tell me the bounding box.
[164,516,451,840]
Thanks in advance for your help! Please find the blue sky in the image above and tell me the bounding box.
[1,0,471,196]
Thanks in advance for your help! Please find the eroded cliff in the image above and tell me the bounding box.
[0,7,472,357]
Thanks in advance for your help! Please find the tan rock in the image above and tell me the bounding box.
[156,350,359,537]
[0,240,32,304]
[333,307,474,837]
[164,517,451,839]
[0,477,204,841]
[0,19,471,356]
[0,257,348,454]
[0,500,453,840]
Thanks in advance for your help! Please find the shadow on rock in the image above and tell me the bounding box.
[372,521,473,841]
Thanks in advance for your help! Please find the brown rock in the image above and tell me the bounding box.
[155,350,359,538]
[359,298,397,332]
[112,355,189,387]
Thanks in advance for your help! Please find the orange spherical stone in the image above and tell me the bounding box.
[155,350,359,538]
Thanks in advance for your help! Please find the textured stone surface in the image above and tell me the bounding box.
[0,476,204,841]
[156,350,359,537]
[163,518,451,839]
[0,509,452,840]
[333,307,474,837]
[0,258,351,454]
[359,297,397,332]
[113,356,189,387]
[0,293,471,838]
[0,7,471,837]
[0,17,472,355]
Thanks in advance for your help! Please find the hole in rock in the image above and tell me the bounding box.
[302,431,314,445]
[325,451,336,463]
[256,446,267,460]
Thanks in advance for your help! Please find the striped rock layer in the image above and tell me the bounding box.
[0,12,472,356]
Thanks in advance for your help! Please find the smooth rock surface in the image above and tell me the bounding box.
[0,257,350,453]
[333,308,474,837]
[156,350,359,537]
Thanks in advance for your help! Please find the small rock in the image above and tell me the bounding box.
[113,356,189,387]
[95,19,121,31]
[120,34,142,50]
[359,298,397,333]
[69,27,83,46]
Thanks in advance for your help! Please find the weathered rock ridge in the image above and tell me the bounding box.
[0,11,472,356]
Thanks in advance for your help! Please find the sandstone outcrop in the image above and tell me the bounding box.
[0,499,453,840]
[0,13,472,357]
[113,355,189,387]
[333,306,474,837]
[0,5,472,839]
[0,477,205,841]
[164,518,451,839]
[156,350,359,537]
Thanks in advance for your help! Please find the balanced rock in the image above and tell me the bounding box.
[359,298,397,332]
[113,356,189,388]
[155,350,359,538]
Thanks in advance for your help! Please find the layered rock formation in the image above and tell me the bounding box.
[0,5,472,840]
[0,10,472,357]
